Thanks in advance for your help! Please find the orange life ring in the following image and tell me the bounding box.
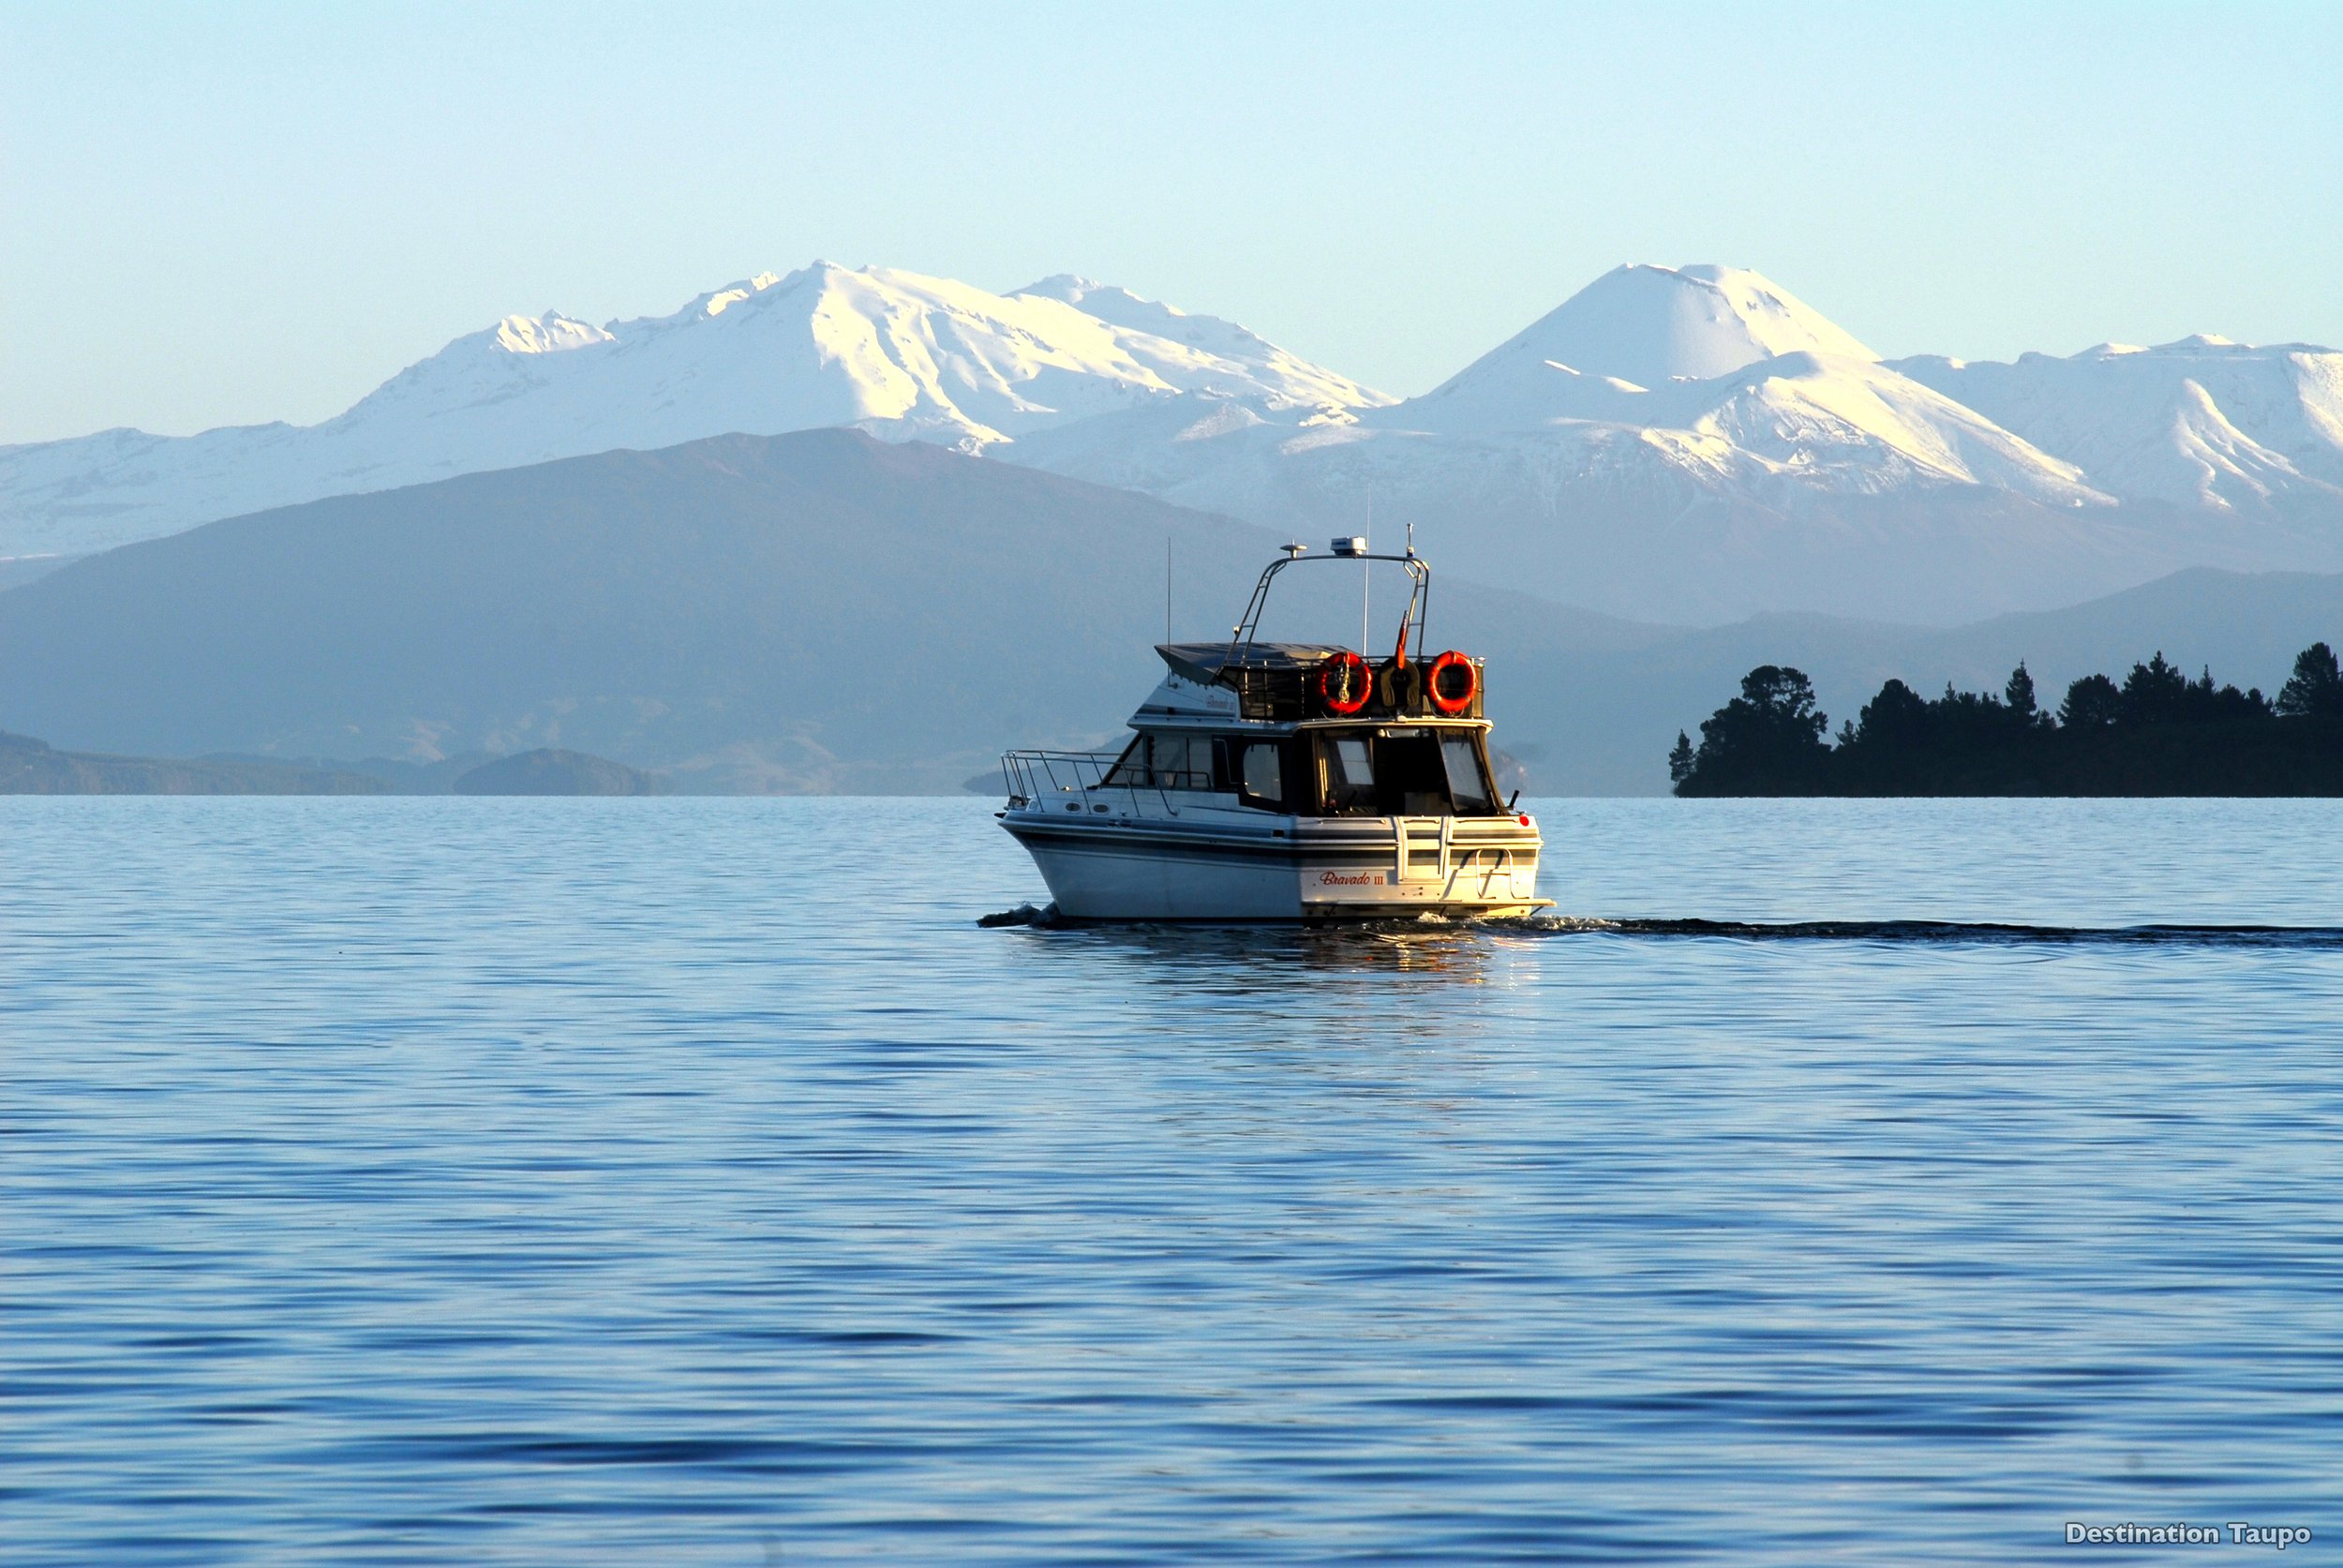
[1317,650,1371,715]
[1426,650,1477,715]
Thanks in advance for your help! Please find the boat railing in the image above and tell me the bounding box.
[1000,749,1120,808]
[1230,546,1433,668]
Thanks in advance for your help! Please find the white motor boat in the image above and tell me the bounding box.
[998,540,1551,921]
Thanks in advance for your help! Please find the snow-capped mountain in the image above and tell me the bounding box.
[1001,264,2340,620]
[5,258,2336,623]
[1007,265,2104,513]
[1409,262,1881,415]
[1367,267,2102,505]
[0,262,1386,560]
[1890,337,2343,513]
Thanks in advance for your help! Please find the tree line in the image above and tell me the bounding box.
[1669,642,2343,796]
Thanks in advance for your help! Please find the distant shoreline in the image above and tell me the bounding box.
[0,734,662,797]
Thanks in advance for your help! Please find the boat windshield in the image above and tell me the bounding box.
[1316,727,1500,816]
[1101,732,1284,808]
[1102,733,1214,791]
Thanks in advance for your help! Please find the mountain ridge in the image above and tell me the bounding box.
[6,259,2337,625]
[2,426,2331,796]
[0,261,1384,561]
[0,428,1649,791]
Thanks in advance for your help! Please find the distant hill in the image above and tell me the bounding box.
[0,731,389,794]
[4,427,2330,797]
[454,749,664,796]
[0,428,1646,793]
[0,734,658,796]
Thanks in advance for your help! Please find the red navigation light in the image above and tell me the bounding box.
[1517,814,1530,826]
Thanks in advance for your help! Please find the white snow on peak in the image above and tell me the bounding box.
[492,313,613,354]
[696,272,787,318]
[1643,351,2098,501]
[1018,275,1240,351]
[998,263,2343,620]
[7,256,2337,619]
[1378,344,2088,495]
[1011,274,1392,413]
[1892,335,2343,510]
[1017,275,1170,323]
[1301,263,2094,504]
[0,262,1387,557]
[1410,263,1879,430]
[1013,337,2103,534]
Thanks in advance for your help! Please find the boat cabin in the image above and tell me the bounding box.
[1098,722,1502,817]
[1091,631,1507,818]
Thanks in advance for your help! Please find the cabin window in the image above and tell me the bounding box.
[1156,734,1215,790]
[1235,739,1283,810]
[1312,727,1502,815]
[1102,732,1308,809]
[1321,736,1376,814]
[1441,735,1497,813]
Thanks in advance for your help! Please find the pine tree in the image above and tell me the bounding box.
[2005,662,2038,723]
[2120,651,2189,724]
[2276,641,2343,719]
[2060,673,2121,728]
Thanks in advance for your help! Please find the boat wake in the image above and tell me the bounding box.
[1505,917,2343,949]
[977,902,1064,928]
[977,904,2343,948]
[979,906,2343,948]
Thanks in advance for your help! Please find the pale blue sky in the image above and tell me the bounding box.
[5,1,2338,444]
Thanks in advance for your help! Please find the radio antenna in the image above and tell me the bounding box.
[1165,534,1172,643]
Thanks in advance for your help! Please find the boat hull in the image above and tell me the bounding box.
[1001,812,1546,921]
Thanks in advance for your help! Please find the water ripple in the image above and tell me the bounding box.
[4,797,2339,1563]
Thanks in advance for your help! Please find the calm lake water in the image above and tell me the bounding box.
[5,798,2339,1564]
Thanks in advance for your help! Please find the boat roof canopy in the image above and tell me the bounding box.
[1156,641,1347,686]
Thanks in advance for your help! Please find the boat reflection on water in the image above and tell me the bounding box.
[982,905,1512,979]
